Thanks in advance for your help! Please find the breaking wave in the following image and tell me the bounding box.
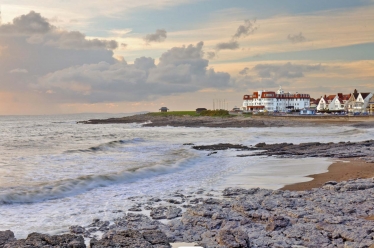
[0,150,198,205]
[65,138,145,153]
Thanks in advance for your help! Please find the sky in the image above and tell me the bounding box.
[0,0,373,115]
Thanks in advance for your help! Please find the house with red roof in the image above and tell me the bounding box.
[242,86,311,112]
[317,93,351,112]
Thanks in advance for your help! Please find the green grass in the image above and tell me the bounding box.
[147,109,230,117]
[200,109,229,117]
[147,111,199,116]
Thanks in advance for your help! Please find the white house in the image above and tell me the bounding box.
[317,93,351,112]
[242,86,310,112]
[347,89,373,113]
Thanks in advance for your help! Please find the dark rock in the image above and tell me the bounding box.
[0,230,16,248]
[265,216,290,231]
[69,225,85,234]
[4,232,85,248]
[216,228,249,248]
[90,229,171,248]
[150,206,182,220]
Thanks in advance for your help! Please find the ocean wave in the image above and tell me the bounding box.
[0,150,197,205]
[65,138,145,153]
[335,128,365,135]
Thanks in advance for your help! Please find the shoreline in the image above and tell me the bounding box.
[281,158,374,191]
[77,113,374,128]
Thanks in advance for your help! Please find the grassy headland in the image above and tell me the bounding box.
[148,110,230,117]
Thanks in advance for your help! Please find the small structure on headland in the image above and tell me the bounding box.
[196,108,207,114]
[159,107,169,112]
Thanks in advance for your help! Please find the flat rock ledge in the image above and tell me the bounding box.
[192,140,374,163]
[2,178,374,248]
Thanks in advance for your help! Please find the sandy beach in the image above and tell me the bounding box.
[281,158,374,191]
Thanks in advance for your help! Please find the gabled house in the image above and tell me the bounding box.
[347,89,373,113]
[317,93,351,111]
[367,95,374,114]
[317,95,335,111]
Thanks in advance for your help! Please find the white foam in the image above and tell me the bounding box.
[0,114,373,238]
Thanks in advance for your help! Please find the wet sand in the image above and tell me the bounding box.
[281,158,374,191]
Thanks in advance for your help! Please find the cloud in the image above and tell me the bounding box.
[36,42,231,103]
[9,68,29,74]
[0,11,118,50]
[144,29,167,43]
[233,19,257,39]
[121,43,128,48]
[287,32,306,43]
[206,51,216,59]
[0,12,117,94]
[216,41,239,51]
[253,62,322,79]
[239,67,249,75]
[0,11,52,34]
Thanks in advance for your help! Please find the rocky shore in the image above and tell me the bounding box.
[2,177,374,247]
[77,113,374,128]
[192,139,374,163]
[2,140,374,248]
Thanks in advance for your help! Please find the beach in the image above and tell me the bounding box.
[282,158,374,191]
[1,114,374,247]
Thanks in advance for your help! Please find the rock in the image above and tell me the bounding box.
[216,228,249,248]
[150,206,182,220]
[4,232,85,248]
[0,230,16,248]
[265,216,290,232]
[69,225,85,234]
[91,230,171,248]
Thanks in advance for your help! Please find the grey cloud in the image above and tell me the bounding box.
[206,52,216,59]
[0,35,116,93]
[253,62,322,79]
[37,42,231,103]
[0,11,51,34]
[216,41,239,51]
[45,31,118,50]
[144,29,167,43]
[121,43,128,48]
[287,32,306,43]
[239,67,249,75]
[0,11,118,50]
[233,19,257,39]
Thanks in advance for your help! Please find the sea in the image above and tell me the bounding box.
[0,113,373,238]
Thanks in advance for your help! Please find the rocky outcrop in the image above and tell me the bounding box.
[194,140,374,162]
[0,230,16,248]
[3,232,85,248]
[90,230,170,248]
[2,178,374,247]
[163,178,374,247]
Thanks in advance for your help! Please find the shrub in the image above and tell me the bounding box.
[199,109,229,116]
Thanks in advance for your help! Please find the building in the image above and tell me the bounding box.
[309,98,320,108]
[242,86,311,112]
[367,95,374,114]
[316,93,351,112]
[196,108,207,113]
[159,107,169,112]
[347,89,373,113]
[300,108,316,115]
